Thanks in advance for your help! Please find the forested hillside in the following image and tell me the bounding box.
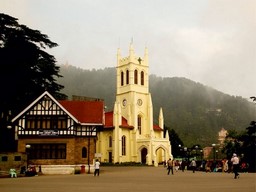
[57,64,255,147]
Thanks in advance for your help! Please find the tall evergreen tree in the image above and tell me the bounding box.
[222,124,256,172]
[0,13,66,151]
[168,127,184,158]
[242,121,256,172]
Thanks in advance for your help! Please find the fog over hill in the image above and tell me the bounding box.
[57,64,255,147]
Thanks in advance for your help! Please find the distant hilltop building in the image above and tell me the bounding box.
[218,128,227,145]
[206,108,222,116]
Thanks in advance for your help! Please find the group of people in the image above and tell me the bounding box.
[166,158,197,174]
[19,165,37,177]
[166,159,180,175]
[165,153,241,179]
[93,153,243,179]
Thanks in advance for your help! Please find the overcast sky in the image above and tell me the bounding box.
[2,0,256,99]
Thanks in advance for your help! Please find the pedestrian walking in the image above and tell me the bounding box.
[174,160,180,172]
[167,158,174,175]
[231,154,240,179]
[223,159,228,172]
[190,159,197,173]
[181,160,186,172]
[94,159,100,176]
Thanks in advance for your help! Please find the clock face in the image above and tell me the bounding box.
[122,99,127,106]
[137,99,143,106]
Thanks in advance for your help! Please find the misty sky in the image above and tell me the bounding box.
[2,0,256,99]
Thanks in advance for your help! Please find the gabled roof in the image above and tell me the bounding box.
[12,91,104,125]
[12,91,77,123]
[59,100,104,125]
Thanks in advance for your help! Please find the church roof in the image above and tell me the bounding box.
[104,111,163,131]
[59,100,104,124]
[104,111,134,129]
[153,125,163,131]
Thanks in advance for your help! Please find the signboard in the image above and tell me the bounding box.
[95,153,102,158]
[39,130,58,136]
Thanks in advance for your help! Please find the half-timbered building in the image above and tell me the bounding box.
[11,91,104,173]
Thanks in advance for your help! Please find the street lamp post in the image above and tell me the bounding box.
[212,143,216,162]
[25,144,31,168]
[178,144,182,159]
[184,147,188,162]
[200,150,203,161]
[195,146,198,160]
[88,131,91,174]
[87,126,97,174]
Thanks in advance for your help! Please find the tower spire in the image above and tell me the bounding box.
[129,40,135,57]
[117,48,121,66]
[144,46,148,66]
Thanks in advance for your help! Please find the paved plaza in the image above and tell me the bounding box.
[0,166,255,192]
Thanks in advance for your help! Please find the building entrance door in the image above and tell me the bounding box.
[108,152,112,163]
[141,148,147,164]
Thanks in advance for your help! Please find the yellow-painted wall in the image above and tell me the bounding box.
[97,45,172,166]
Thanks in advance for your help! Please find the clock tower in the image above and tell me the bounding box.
[116,43,151,134]
[111,43,172,165]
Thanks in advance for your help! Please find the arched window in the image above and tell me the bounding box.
[134,70,138,84]
[82,147,87,158]
[121,71,124,86]
[122,135,126,156]
[138,116,142,135]
[126,70,129,84]
[109,136,112,147]
[141,71,144,85]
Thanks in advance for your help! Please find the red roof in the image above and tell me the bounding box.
[104,111,162,131]
[59,100,104,124]
[104,111,114,128]
[153,125,163,131]
[104,111,134,129]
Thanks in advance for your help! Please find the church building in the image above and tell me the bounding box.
[97,44,172,166]
[6,44,172,173]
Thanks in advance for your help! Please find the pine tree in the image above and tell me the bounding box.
[0,13,67,151]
